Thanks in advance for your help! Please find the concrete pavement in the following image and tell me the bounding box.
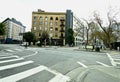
[0,45,120,82]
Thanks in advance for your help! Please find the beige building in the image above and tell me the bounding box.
[31,9,67,46]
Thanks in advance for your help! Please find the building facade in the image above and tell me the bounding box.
[1,18,26,43]
[31,9,73,46]
[73,15,84,46]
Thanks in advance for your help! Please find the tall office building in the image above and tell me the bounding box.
[31,9,73,46]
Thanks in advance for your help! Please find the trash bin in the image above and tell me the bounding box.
[95,47,100,52]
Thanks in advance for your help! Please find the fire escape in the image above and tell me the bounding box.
[59,18,65,46]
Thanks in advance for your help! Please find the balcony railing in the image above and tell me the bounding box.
[60,24,65,27]
[59,34,65,38]
[60,29,65,32]
[60,19,65,21]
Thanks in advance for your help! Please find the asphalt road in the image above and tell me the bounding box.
[0,44,120,82]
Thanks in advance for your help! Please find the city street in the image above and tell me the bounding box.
[0,44,120,82]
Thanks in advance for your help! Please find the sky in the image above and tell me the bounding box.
[0,0,120,31]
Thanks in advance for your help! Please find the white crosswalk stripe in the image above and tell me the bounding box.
[0,61,34,71]
[0,65,46,82]
[96,61,110,67]
[0,57,24,64]
[106,53,116,66]
[4,49,15,52]
[0,56,19,59]
[0,54,13,57]
[0,53,71,82]
[3,48,23,53]
[14,49,23,51]
[107,53,120,66]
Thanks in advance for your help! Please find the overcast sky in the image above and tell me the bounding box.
[0,0,120,31]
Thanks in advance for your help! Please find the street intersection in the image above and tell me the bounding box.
[0,44,120,82]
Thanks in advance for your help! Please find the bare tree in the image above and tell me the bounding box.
[93,8,120,47]
[80,19,95,49]
[88,22,100,44]
[41,31,49,47]
[74,20,85,41]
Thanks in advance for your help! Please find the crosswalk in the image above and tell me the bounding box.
[2,48,24,53]
[0,55,111,82]
[0,48,119,82]
[111,55,120,66]
[107,52,120,66]
[0,50,71,82]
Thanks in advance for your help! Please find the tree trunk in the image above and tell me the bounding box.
[44,39,46,47]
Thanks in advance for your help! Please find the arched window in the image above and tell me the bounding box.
[56,17,58,20]
[39,16,42,21]
[45,17,48,21]
[50,17,53,20]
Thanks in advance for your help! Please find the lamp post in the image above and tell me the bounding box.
[85,26,89,49]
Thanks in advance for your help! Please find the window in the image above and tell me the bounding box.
[45,17,48,21]
[55,28,58,31]
[50,22,53,26]
[50,27,53,32]
[50,17,53,20]
[39,16,42,21]
[39,26,42,30]
[61,33,63,36]
[33,21,36,26]
[56,17,58,20]
[33,27,36,30]
[39,22,42,25]
[45,27,48,31]
[45,22,48,26]
[34,16,37,21]
[50,33,52,37]
[55,33,58,37]
[55,22,58,26]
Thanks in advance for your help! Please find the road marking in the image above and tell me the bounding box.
[114,58,120,60]
[77,61,88,68]
[116,62,120,64]
[35,64,71,82]
[44,67,71,82]
[4,49,15,52]
[48,74,70,82]
[106,53,116,66]
[0,57,24,64]
[96,61,110,67]
[0,54,13,57]
[0,61,33,71]
[23,51,38,58]
[0,65,46,82]
[14,49,22,51]
[0,56,19,59]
